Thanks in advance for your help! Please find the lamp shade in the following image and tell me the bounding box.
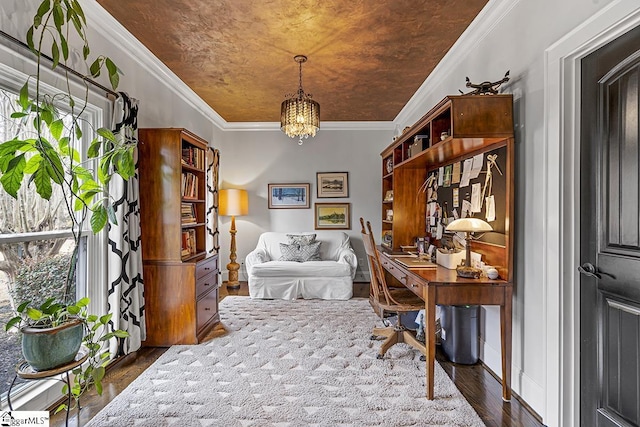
[445,217,493,233]
[219,189,248,216]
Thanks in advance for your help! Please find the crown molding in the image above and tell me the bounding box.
[223,121,395,131]
[394,0,520,127]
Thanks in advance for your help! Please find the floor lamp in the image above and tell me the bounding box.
[219,189,249,289]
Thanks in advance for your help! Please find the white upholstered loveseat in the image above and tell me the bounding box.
[245,231,358,300]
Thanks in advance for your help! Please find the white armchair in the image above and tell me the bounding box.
[246,231,357,300]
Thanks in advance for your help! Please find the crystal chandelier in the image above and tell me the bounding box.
[280,55,320,145]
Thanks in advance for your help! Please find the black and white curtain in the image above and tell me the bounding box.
[207,147,220,255]
[107,92,146,356]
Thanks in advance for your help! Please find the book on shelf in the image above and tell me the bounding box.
[181,146,205,169]
[181,203,197,224]
[181,172,199,199]
[181,229,197,257]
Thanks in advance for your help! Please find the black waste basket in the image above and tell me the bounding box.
[440,305,479,364]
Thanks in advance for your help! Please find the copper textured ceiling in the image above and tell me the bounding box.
[97,0,488,122]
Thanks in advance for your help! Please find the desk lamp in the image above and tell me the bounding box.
[219,189,249,289]
[445,217,492,278]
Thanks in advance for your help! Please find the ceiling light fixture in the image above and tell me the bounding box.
[280,55,320,145]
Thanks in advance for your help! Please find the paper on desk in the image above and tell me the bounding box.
[471,153,484,179]
[453,188,459,208]
[438,167,444,186]
[436,223,443,240]
[470,183,482,212]
[460,158,473,187]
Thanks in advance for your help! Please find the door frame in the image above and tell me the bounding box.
[543,2,640,426]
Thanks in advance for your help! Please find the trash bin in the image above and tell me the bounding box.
[440,305,479,364]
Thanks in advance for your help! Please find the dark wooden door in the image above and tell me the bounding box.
[580,25,640,427]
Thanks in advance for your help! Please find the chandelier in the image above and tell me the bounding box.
[280,55,320,145]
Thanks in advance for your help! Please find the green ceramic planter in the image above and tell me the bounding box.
[20,318,84,371]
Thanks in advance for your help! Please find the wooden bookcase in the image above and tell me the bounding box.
[380,94,514,281]
[138,128,219,346]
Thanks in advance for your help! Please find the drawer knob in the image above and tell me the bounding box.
[204,267,211,270]
[204,282,210,287]
[411,283,418,288]
[204,307,210,311]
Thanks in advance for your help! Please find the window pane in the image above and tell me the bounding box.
[0,237,82,397]
[0,89,90,400]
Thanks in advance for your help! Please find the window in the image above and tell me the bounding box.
[0,61,109,407]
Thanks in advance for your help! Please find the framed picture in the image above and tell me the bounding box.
[316,172,349,198]
[268,183,310,209]
[314,203,351,230]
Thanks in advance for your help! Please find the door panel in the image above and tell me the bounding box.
[581,23,640,427]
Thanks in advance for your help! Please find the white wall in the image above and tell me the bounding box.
[216,128,393,282]
[3,0,637,424]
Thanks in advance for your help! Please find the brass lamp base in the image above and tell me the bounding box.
[456,265,482,279]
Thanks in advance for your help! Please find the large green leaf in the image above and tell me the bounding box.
[50,119,64,140]
[36,0,51,19]
[26,26,35,51]
[52,3,64,31]
[87,138,101,158]
[105,58,119,90]
[32,167,53,200]
[60,32,69,61]
[0,154,26,198]
[90,205,108,233]
[19,81,29,110]
[97,127,116,142]
[116,149,135,180]
[72,165,93,181]
[51,39,60,69]
[89,58,101,78]
[0,139,29,157]
[43,148,64,184]
[26,307,43,321]
[23,154,43,174]
[71,0,86,24]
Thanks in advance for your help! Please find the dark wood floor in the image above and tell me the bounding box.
[51,283,544,427]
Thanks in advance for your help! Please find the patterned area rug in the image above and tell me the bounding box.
[87,297,485,426]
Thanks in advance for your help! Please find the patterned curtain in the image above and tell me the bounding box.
[107,92,146,356]
[207,147,220,255]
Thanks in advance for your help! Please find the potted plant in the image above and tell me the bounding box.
[0,0,135,412]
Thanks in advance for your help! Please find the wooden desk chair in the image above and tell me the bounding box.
[360,218,426,360]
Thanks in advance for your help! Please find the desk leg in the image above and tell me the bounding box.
[500,286,513,401]
[425,285,436,400]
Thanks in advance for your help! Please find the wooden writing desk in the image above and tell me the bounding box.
[379,250,512,401]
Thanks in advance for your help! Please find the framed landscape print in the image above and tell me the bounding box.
[314,203,351,229]
[268,183,310,209]
[316,172,349,198]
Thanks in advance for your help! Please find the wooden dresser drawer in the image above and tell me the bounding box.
[382,258,408,284]
[196,271,217,299]
[196,287,218,332]
[196,255,217,279]
[406,275,423,298]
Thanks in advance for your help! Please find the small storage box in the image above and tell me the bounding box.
[436,249,465,269]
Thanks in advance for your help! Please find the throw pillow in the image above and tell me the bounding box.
[279,241,322,262]
[286,233,316,245]
[300,241,322,261]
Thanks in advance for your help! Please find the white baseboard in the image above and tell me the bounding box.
[479,337,544,412]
